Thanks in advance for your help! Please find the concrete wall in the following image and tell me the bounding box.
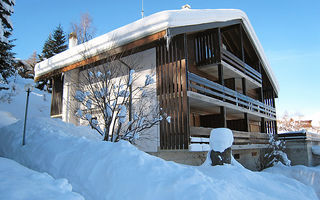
[232,149,262,171]
[149,151,207,166]
[149,147,266,171]
[283,140,320,167]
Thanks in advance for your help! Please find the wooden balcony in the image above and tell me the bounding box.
[188,72,276,120]
[221,49,262,84]
[189,126,269,152]
[197,48,262,89]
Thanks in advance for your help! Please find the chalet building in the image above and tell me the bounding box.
[35,8,279,170]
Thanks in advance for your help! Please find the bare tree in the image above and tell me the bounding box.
[72,49,168,143]
[71,13,96,44]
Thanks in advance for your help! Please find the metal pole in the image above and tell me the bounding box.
[22,89,30,145]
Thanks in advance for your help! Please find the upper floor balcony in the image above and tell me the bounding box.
[193,30,262,91]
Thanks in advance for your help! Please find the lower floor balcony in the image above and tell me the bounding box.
[188,72,276,121]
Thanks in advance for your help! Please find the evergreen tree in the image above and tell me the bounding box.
[52,25,67,54]
[37,24,67,91]
[38,34,54,61]
[39,24,67,61]
[0,0,15,84]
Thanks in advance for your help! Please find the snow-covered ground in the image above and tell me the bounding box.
[0,75,319,200]
[0,117,318,200]
[0,157,84,200]
[265,163,320,199]
[0,74,50,122]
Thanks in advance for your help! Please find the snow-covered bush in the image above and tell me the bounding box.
[258,133,291,170]
[73,51,167,142]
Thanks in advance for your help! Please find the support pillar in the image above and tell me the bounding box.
[220,106,227,128]
[62,68,79,125]
[261,117,265,133]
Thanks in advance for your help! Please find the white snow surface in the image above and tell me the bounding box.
[35,9,279,94]
[0,75,51,121]
[0,157,84,200]
[0,117,318,200]
[312,146,320,156]
[209,128,234,152]
[264,163,320,199]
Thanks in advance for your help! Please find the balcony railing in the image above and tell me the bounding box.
[221,49,262,84]
[188,72,276,118]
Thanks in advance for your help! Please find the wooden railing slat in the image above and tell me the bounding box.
[188,72,276,117]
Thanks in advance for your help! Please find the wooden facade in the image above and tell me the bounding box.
[155,23,277,150]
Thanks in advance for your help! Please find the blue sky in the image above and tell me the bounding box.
[11,0,320,120]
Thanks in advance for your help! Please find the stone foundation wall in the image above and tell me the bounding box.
[149,148,266,171]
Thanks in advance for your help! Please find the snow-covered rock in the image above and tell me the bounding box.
[209,128,234,152]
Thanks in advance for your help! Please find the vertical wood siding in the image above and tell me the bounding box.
[156,35,190,149]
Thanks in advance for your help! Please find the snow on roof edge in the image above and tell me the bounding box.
[34,9,279,94]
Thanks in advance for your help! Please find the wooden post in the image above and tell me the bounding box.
[239,24,245,63]
[220,106,227,128]
[183,33,190,149]
[261,117,265,133]
[216,28,224,85]
[242,78,249,132]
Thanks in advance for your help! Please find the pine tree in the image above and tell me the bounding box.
[39,24,67,61]
[37,25,67,91]
[0,0,15,84]
[38,34,54,61]
[52,25,67,54]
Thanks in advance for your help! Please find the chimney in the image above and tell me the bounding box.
[69,32,78,48]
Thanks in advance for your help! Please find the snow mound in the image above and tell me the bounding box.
[0,157,84,200]
[264,163,320,199]
[0,117,317,200]
[209,128,234,152]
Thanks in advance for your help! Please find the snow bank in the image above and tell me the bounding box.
[0,157,84,200]
[0,110,17,127]
[209,128,234,152]
[264,163,320,199]
[0,117,318,200]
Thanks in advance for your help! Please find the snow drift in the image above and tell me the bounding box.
[0,117,318,200]
[264,163,320,199]
[0,157,84,200]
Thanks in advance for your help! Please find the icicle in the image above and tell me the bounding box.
[165,30,172,51]
[128,69,135,86]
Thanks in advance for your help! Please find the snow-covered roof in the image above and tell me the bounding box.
[35,9,279,94]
